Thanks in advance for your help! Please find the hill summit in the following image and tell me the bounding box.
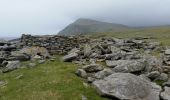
[58,18,130,35]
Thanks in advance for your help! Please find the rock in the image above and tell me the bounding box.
[147,71,160,80]
[82,64,104,73]
[63,53,78,62]
[113,60,146,73]
[87,77,95,83]
[163,80,170,87]
[38,60,45,64]
[20,46,51,58]
[8,51,30,61]
[155,73,168,82]
[75,69,87,78]
[160,86,170,100]
[2,61,21,73]
[68,48,80,54]
[143,55,162,72]
[93,73,161,100]
[94,68,113,79]
[84,44,92,57]
[165,49,170,55]
[105,60,125,68]
[32,55,42,60]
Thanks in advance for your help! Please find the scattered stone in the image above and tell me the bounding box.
[93,73,161,100]
[82,95,88,100]
[165,49,170,55]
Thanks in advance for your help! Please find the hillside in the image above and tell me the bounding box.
[58,18,131,35]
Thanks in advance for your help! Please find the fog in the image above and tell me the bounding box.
[0,0,170,37]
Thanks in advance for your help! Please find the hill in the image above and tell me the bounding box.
[58,18,131,35]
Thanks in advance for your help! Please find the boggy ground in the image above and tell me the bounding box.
[0,56,107,100]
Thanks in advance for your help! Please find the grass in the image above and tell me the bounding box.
[87,26,170,46]
[0,57,107,100]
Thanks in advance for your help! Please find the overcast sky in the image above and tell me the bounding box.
[0,0,170,37]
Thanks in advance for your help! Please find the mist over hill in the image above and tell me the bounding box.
[58,18,131,36]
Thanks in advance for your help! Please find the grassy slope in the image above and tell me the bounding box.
[89,26,170,46]
[0,57,107,100]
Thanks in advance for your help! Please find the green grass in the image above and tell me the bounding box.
[0,57,107,100]
[87,26,170,46]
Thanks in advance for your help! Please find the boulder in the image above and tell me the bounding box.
[113,60,146,73]
[7,51,30,61]
[20,46,50,58]
[93,73,161,100]
[105,60,125,68]
[82,64,104,73]
[62,53,78,62]
[2,61,21,73]
[75,69,87,78]
[160,86,170,100]
[147,71,160,80]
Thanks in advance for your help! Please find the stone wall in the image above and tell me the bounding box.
[20,34,90,55]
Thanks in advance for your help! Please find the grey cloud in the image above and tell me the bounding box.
[0,0,170,37]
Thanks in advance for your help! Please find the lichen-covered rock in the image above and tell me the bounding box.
[93,73,161,100]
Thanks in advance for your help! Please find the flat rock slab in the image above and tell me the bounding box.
[93,73,161,100]
[62,53,78,62]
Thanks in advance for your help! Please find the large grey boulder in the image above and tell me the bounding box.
[112,60,146,73]
[82,64,104,73]
[93,73,161,100]
[7,51,30,61]
[62,53,78,62]
[160,86,170,100]
[2,61,21,73]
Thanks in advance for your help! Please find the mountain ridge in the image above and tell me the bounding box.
[58,18,131,35]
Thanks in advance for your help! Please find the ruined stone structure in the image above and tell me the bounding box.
[20,34,90,55]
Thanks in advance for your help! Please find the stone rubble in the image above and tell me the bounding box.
[1,34,170,100]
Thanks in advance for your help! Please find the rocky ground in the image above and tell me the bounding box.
[1,34,170,100]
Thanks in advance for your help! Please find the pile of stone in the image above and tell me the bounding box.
[0,39,50,73]
[20,34,90,55]
[63,37,170,100]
